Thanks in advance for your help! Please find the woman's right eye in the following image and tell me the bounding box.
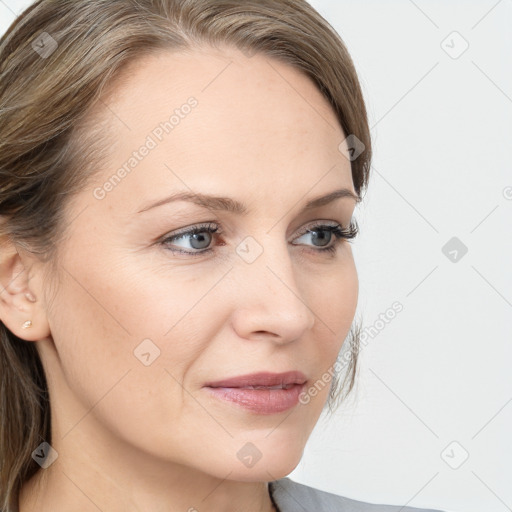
[159,222,221,256]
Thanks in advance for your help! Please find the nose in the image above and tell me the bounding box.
[229,236,316,345]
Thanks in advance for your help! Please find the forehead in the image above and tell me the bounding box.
[84,46,354,215]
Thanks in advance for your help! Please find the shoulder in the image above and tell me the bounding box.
[269,477,447,512]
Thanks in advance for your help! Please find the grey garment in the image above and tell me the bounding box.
[269,477,446,512]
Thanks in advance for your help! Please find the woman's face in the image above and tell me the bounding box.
[36,46,359,482]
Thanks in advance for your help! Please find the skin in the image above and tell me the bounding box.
[0,45,359,512]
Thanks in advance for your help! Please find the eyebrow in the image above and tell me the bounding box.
[137,188,360,215]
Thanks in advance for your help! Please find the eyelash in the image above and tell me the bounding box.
[159,220,359,257]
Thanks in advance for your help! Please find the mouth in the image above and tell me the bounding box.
[203,371,307,415]
[204,370,307,389]
[236,384,297,390]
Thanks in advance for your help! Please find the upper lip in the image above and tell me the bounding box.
[204,371,307,389]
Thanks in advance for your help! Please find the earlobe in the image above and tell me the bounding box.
[22,320,33,329]
[0,240,51,342]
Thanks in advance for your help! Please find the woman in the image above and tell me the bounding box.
[0,0,445,510]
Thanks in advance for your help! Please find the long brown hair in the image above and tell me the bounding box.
[0,0,372,509]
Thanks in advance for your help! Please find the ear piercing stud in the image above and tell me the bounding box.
[22,320,33,329]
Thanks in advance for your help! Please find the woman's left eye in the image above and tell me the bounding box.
[159,220,359,256]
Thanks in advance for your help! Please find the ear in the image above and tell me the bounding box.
[0,237,51,342]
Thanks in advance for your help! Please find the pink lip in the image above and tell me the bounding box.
[203,371,307,415]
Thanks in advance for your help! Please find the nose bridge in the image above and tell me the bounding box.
[237,229,296,292]
[232,230,316,337]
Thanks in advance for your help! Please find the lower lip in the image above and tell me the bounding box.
[204,384,305,414]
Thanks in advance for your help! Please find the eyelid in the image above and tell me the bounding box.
[160,219,351,242]
[164,221,219,239]
[292,219,341,238]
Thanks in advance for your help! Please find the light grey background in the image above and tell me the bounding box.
[1,1,510,512]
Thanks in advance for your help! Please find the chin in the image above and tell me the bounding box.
[226,455,303,483]
[224,433,306,482]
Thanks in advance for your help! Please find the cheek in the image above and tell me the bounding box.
[49,249,227,413]
[44,261,173,415]
[310,251,358,342]
[44,266,215,466]
[303,253,358,399]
